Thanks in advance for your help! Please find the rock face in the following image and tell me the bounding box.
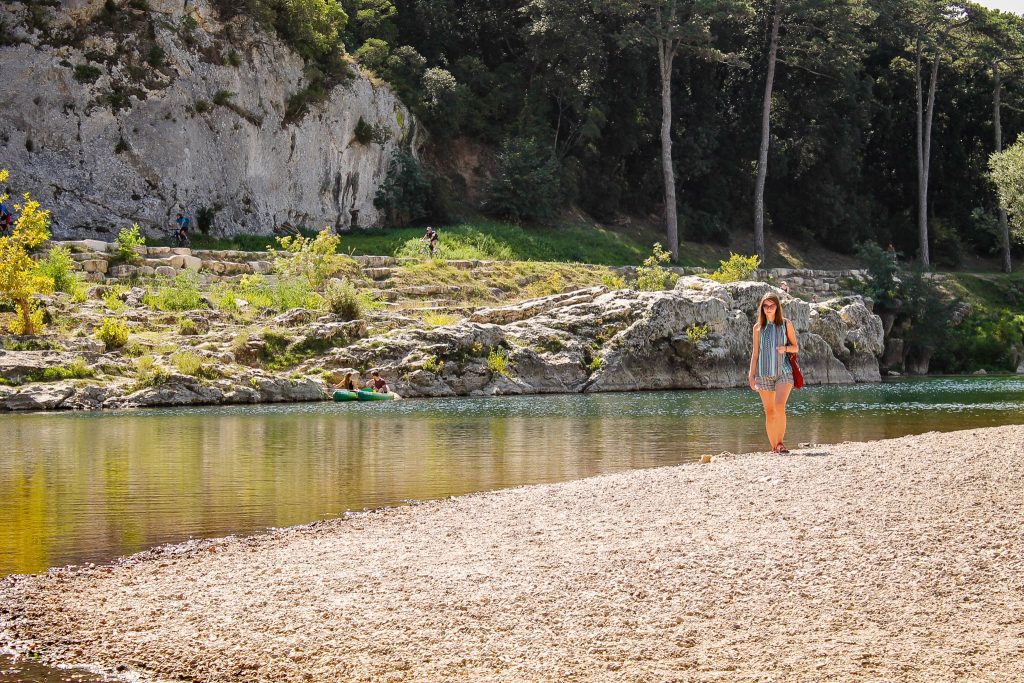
[0,0,412,239]
[312,279,885,398]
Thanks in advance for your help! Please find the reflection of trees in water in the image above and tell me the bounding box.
[2,388,1022,575]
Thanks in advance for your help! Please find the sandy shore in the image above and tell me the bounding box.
[2,426,1023,682]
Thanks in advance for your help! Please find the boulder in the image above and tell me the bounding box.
[4,382,76,410]
[315,282,883,398]
[81,259,108,274]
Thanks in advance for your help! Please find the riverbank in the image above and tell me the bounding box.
[2,424,1021,681]
[0,250,886,411]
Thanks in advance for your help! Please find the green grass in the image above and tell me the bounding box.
[947,272,1024,310]
[342,222,651,265]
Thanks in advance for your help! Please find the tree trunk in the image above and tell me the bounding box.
[922,51,938,268]
[914,39,932,268]
[15,298,35,336]
[994,60,1012,273]
[921,37,929,266]
[753,0,781,265]
[658,40,679,262]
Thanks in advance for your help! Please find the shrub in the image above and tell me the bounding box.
[636,243,678,291]
[486,347,510,376]
[269,227,348,288]
[0,169,54,334]
[601,271,626,290]
[355,38,389,71]
[146,44,165,67]
[212,89,235,106]
[686,323,710,343]
[103,286,126,311]
[40,357,94,382]
[177,317,200,335]
[484,137,561,223]
[196,205,218,234]
[709,253,761,284]
[271,277,322,311]
[96,317,129,349]
[587,356,604,372]
[354,116,375,144]
[855,241,901,310]
[422,355,444,373]
[323,277,366,320]
[115,223,145,263]
[171,350,218,378]
[144,272,205,311]
[73,63,102,84]
[134,354,168,388]
[36,245,81,294]
[194,99,211,114]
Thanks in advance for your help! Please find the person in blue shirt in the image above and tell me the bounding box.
[175,213,191,246]
[0,201,13,235]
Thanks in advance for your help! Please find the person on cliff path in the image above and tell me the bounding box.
[422,226,439,258]
[174,213,191,246]
[748,292,799,454]
[0,200,13,235]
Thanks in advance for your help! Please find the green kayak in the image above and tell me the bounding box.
[357,389,395,401]
[332,390,359,402]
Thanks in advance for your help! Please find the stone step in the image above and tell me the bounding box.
[392,284,465,297]
[355,255,396,268]
[362,267,395,280]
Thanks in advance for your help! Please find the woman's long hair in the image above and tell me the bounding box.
[757,293,784,328]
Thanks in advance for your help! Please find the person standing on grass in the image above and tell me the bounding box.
[748,292,799,454]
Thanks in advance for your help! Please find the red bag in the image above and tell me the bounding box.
[788,353,804,389]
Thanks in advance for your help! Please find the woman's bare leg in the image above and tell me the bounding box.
[758,390,778,449]
[773,383,794,447]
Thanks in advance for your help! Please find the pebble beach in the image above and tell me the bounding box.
[1,425,1022,682]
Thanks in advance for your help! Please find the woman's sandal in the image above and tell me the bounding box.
[776,442,790,454]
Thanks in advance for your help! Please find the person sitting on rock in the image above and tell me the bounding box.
[366,370,390,393]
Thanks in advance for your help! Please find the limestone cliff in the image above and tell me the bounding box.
[0,0,411,239]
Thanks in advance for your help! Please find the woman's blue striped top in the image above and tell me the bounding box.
[757,321,792,378]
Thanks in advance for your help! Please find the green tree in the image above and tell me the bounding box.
[989,136,1024,244]
[751,0,874,262]
[599,0,751,261]
[374,151,431,226]
[0,170,54,335]
[964,3,1024,272]
[484,137,562,222]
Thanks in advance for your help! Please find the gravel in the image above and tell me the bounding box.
[1,425,1022,682]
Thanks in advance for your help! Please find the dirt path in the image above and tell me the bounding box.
[2,426,1022,682]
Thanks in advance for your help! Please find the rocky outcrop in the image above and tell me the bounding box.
[308,278,885,398]
[0,278,884,411]
[0,0,412,239]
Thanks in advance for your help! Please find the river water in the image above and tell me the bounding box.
[2,376,1023,681]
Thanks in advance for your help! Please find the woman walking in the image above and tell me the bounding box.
[747,292,799,453]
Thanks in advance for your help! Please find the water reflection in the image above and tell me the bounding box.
[2,377,1023,578]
